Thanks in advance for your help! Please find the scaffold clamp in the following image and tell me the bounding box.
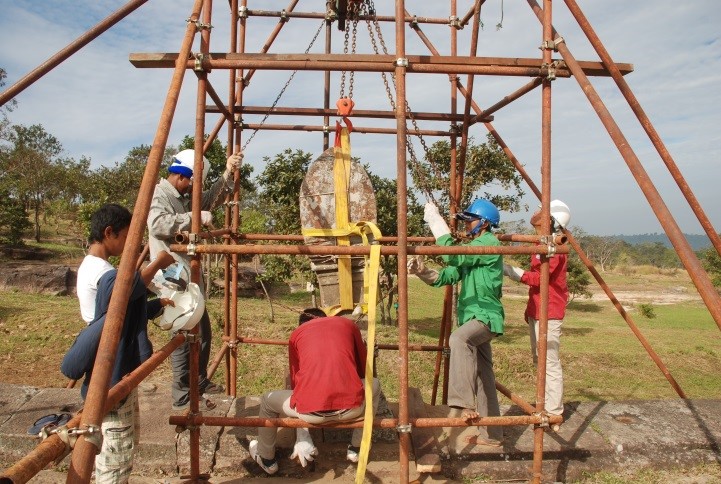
[442,347,451,358]
[410,15,419,29]
[540,37,564,51]
[534,412,550,429]
[448,15,463,30]
[396,423,412,434]
[193,53,205,72]
[280,9,289,23]
[238,6,248,18]
[187,233,199,256]
[541,62,557,81]
[395,57,409,68]
[188,18,212,31]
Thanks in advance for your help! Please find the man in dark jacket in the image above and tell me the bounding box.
[61,203,173,483]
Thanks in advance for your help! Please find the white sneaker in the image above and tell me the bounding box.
[249,439,278,475]
[347,445,360,463]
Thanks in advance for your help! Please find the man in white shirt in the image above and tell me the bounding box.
[76,204,128,324]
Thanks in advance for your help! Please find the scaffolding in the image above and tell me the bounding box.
[1,1,720,483]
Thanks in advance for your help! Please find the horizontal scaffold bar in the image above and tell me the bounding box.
[169,243,569,256]
[130,53,633,77]
[169,413,564,429]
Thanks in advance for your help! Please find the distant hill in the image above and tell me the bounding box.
[607,233,711,251]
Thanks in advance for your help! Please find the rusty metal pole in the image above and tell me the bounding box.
[441,0,460,407]
[65,1,204,481]
[456,0,483,204]
[430,285,452,405]
[394,1,411,482]
[221,0,239,399]
[183,1,214,479]
[323,8,333,151]
[530,1,553,482]
[229,0,248,400]
[0,0,150,107]
[525,0,721,332]
[563,0,721,258]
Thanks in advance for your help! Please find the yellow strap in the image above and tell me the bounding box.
[354,242,379,484]
[301,221,381,483]
[333,128,353,310]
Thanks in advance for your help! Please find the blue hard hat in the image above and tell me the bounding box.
[456,198,500,229]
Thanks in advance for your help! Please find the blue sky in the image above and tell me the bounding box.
[0,0,719,236]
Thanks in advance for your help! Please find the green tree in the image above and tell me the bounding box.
[0,68,17,141]
[0,189,31,245]
[369,171,424,325]
[255,149,314,283]
[567,251,593,302]
[701,242,721,288]
[0,124,64,241]
[419,133,525,214]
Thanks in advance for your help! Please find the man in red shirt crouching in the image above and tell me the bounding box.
[249,308,381,475]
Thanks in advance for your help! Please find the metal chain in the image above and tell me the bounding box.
[340,18,351,98]
[363,0,441,204]
[242,20,325,152]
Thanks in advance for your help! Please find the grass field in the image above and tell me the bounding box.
[1,263,719,409]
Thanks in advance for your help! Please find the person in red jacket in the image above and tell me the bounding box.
[504,200,571,423]
[249,309,380,475]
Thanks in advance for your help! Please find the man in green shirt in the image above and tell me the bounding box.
[409,199,504,446]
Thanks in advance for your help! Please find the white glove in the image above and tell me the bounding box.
[223,153,242,179]
[407,255,439,285]
[200,211,213,226]
[503,263,524,282]
[290,428,318,467]
[423,203,450,240]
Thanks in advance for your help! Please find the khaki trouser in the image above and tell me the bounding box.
[94,389,137,484]
[528,317,564,416]
[257,378,381,460]
[447,319,503,441]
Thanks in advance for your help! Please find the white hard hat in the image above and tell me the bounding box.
[159,282,205,332]
[169,149,210,183]
[550,199,571,230]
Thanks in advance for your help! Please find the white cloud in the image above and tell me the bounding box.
[0,0,719,235]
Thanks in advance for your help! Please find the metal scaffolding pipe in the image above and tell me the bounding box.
[168,413,562,429]
[471,77,544,123]
[243,9,450,25]
[219,105,492,122]
[130,53,632,78]
[240,122,453,136]
[169,242,569,256]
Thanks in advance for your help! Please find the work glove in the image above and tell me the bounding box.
[503,263,524,282]
[423,203,451,240]
[290,427,318,467]
[407,255,439,286]
[200,211,213,226]
[223,153,242,179]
